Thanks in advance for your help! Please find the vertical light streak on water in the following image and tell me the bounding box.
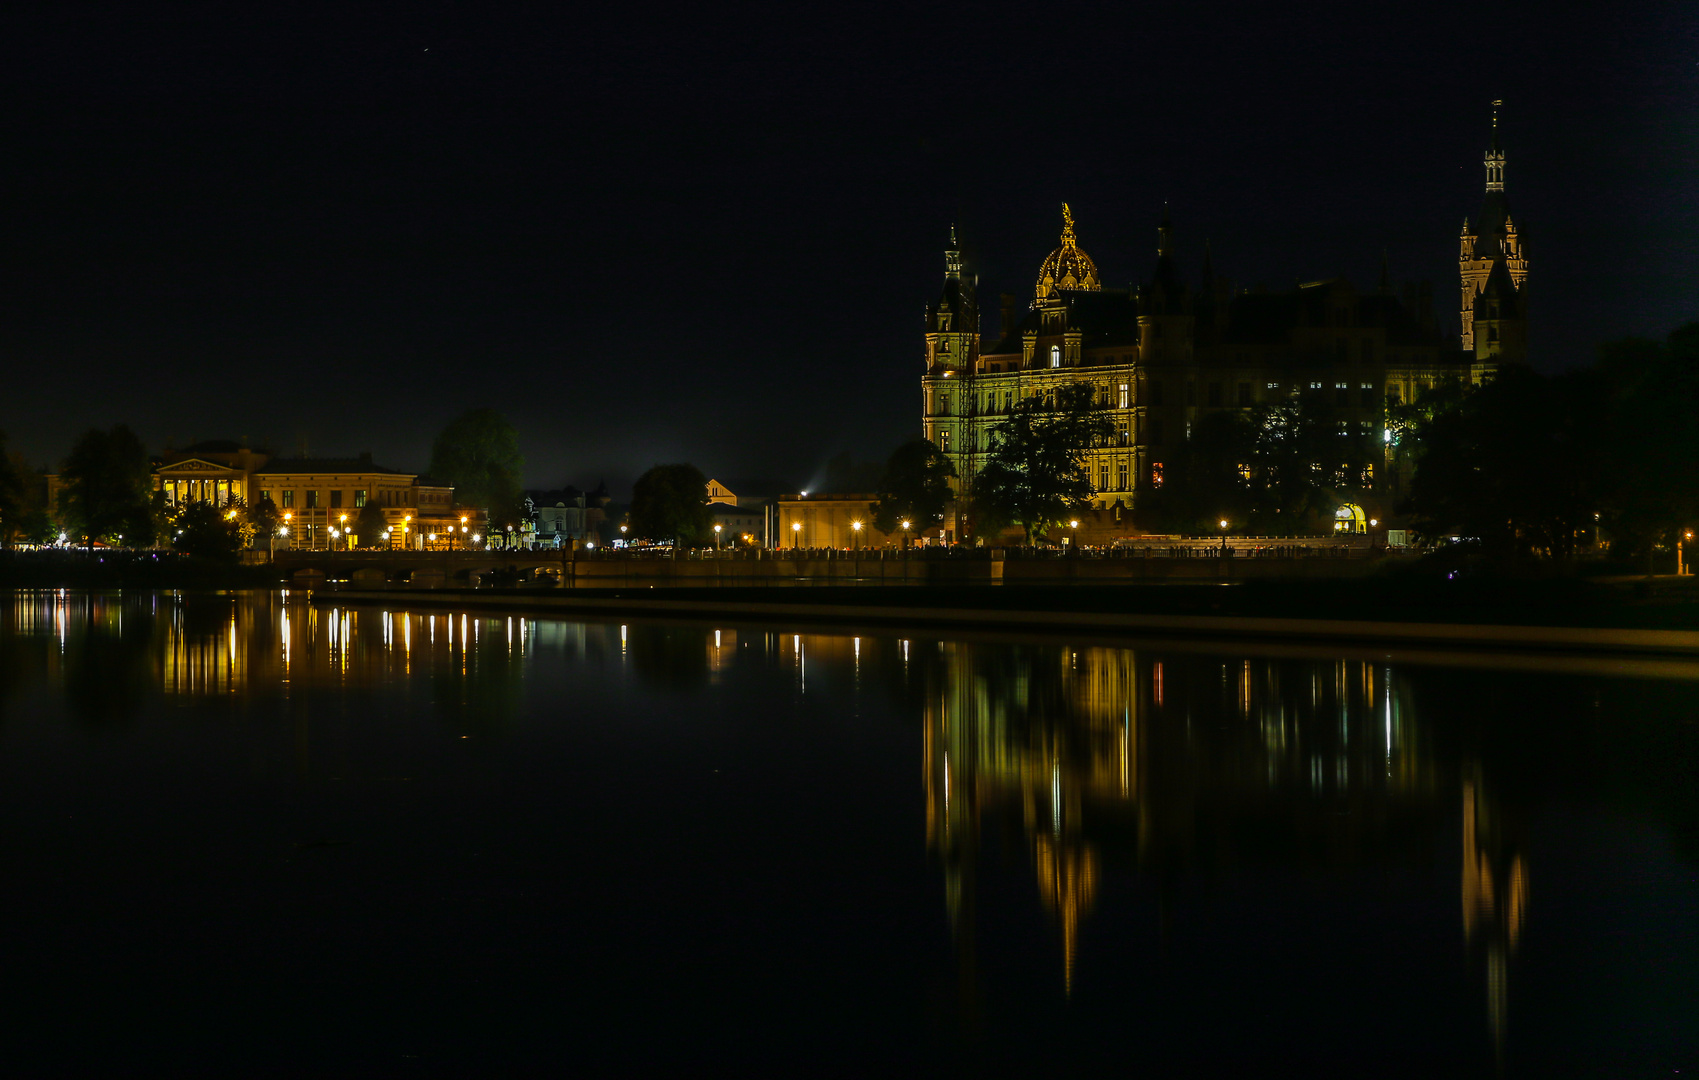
[1052,761,1062,840]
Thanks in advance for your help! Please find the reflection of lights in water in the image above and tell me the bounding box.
[620,624,627,656]
[715,629,721,649]
[1153,661,1163,707]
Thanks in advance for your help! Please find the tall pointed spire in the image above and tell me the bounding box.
[1157,203,1172,257]
[944,223,963,280]
[1485,99,1506,192]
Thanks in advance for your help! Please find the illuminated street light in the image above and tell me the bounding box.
[791,521,802,549]
[713,523,723,550]
[1219,519,1228,529]
[851,519,863,552]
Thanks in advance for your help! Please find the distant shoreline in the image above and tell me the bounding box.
[310,581,1699,657]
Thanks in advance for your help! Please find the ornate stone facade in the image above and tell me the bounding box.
[920,112,1528,529]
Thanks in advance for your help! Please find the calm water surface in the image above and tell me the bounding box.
[0,590,1694,1074]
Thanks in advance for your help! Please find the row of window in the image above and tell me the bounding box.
[265,488,374,510]
[942,377,1391,416]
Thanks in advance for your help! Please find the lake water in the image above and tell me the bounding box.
[0,590,1693,1074]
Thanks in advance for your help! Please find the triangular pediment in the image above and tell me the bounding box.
[157,458,236,474]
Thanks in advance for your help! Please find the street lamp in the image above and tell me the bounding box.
[900,519,912,550]
[791,521,802,549]
[713,523,723,550]
[339,513,349,552]
[851,519,863,552]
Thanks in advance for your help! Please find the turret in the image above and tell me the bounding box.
[1459,101,1528,363]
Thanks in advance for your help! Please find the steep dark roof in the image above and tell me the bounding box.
[1218,280,1441,349]
[525,487,584,507]
[982,289,1139,355]
[1471,190,1513,258]
[1473,260,1522,318]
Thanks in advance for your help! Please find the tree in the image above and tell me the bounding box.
[57,425,153,548]
[354,500,390,548]
[1139,410,1260,534]
[871,439,955,537]
[0,433,27,548]
[628,464,712,546]
[971,382,1113,542]
[428,408,525,514]
[169,500,246,560]
[1593,323,1699,567]
[248,494,281,552]
[1400,365,1601,561]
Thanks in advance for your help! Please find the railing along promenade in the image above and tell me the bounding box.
[275,536,1395,588]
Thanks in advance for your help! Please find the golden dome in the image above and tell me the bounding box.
[1035,203,1101,301]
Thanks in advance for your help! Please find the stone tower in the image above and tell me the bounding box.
[1458,101,1529,367]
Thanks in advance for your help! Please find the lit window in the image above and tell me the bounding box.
[354,489,368,508]
[1050,346,1061,368]
[1118,383,1129,408]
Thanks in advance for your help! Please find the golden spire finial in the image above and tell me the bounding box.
[1061,203,1076,247]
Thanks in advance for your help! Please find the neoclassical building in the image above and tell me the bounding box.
[921,113,1529,530]
[153,442,460,548]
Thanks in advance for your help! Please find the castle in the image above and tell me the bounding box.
[920,106,1529,534]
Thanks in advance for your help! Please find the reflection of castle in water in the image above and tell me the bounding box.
[1,595,1531,1052]
[921,640,1523,1040]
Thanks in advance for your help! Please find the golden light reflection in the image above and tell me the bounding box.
[925,644,1441,998]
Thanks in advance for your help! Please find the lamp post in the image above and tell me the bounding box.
[1682,529,1694,576]
[791,521,802,549]
[900,519,911,550]
[1070,518,1080,550]
[402,514,411,551]
[851,519,862,552]
[713,523,722,550]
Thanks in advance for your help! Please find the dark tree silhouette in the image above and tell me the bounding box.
[57,425,153,548]
[971,383,1112,542]
[871,439,955,537]
[628,463,712,546]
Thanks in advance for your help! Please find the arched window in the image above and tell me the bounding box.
[1050,346,1061,368]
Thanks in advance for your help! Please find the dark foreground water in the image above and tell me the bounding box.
[0,591,1693,1075]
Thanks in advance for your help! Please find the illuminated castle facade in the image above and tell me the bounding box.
[920,112,1528,527]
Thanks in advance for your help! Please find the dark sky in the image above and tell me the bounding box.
[2,2,1694,493]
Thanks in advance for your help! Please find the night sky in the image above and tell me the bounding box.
[3,3,1693,492]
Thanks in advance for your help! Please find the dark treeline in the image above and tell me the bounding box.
[1107,323,1699,564]
[1401,324,1699,566]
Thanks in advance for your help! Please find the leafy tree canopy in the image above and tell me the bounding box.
[169,499,247,560]
[428,408,525,515]
[872,439,955,536]
[354,500,390,548]
[0,433,27,545]
[971,383,1112,542]
[628,463,712,545]
[58,425,154,548]
[1400,365,1602,561]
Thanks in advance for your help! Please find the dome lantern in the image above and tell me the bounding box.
[1036,203,1101,301]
